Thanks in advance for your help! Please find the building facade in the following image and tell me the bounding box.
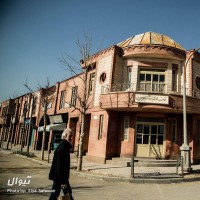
[1,32,200,164]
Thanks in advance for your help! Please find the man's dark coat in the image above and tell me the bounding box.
[49,139,72,184]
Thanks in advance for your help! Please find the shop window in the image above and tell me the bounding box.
[136,124,143,144]
[136,123,164,145]
[98,115,104,140]
[151,125,157,144]
[53,132,63,150]
[123,117,129,141]
[60,91,66,109]
[138,68,165,93]
[143,124,150,144]
[89,73,95,95]
[157,125,164,144]
[71,86,77,107]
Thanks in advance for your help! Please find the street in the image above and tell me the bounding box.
[0,149,200,200]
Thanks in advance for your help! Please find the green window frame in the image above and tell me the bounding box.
[71,87,77,107]
[123,116,129,141]
[138,68,166,93]
[89,73,95,95]
[59,90,66,109]
[98,115,104,140]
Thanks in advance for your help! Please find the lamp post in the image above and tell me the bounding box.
[180,47,200,172]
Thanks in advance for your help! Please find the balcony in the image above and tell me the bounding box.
[101,83,166,94]
[101,83,200,99]
[100,83,200,112]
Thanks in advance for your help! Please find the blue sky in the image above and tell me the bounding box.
[0,0,200,102]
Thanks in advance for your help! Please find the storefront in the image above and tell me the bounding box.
[36,114,67,150]
[135,117,165,158]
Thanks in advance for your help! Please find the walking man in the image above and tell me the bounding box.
[49,128,74,200]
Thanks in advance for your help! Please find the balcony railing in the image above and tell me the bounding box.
[111,83,135,92]
[101,83,200,99]
[101,83,166,94]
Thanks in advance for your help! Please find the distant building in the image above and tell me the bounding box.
[1,32,200,164]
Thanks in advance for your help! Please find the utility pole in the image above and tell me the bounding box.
[180,48,200,172]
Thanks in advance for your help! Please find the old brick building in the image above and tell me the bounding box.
[1,32,200,164]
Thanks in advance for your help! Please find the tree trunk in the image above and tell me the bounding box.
[41,102,47,160]
[0,124,4,148]
[41,130,46,160]
[27,96,34,154]
[6,124,12,150]
[20,129,24,151]
[77,112,85,171]
[77,67,88,171]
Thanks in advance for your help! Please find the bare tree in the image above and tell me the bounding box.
[23,77,55,160]
[59,33,95,171]
[0,104,7,148]
[6,99,16,150]
[1,93,23,149]
[20,98,28,152]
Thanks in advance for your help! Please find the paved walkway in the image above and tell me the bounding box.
[1,143,200,184]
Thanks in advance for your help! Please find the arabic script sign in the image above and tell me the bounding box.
[7,176,32,187]
[135,94,169,105]
[49,115,63,124]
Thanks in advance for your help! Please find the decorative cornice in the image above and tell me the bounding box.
[87,45,117,63]
[122,44,186,59]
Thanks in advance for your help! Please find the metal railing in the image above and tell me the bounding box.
[112,83,134,92]
[101,83,136,94]
[102,83,166,94]
[176,155,184,177]
[101,83,200,99]
[131,155,184,179]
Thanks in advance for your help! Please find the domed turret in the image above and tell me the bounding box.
[117,32,185,51]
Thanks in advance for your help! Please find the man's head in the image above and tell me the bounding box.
[62,128,73,143]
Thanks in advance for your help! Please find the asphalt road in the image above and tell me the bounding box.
[0,149,200,200]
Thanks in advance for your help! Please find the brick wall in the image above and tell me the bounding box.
[119,112,136,157]
[94,55,113,106]
[112,53,123,85]
[86,111,109,163]
[193,60,200,93]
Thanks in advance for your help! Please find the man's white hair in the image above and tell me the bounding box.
[61,128,72,139]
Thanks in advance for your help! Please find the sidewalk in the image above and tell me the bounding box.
[2,143,200,184]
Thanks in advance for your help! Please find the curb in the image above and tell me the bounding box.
[1,148,200,184]
[70,168,200,184]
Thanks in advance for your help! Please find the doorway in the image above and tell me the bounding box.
[136,122,164,158]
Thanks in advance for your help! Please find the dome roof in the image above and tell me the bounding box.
[117,32,185,51]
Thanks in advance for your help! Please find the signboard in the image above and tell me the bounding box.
[135,94,169,105]
[49,115,63,124]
